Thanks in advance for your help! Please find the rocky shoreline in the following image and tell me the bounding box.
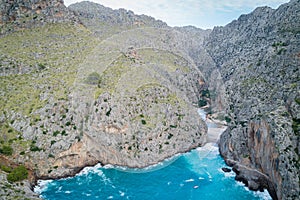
[32,111,227,197]
[0,0,299,199]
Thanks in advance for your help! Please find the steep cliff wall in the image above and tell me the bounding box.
[68,1,167,40]
[0,0,78,34]
[205,0,300,199]
[174,26,227,115]
[0,1,207,196]
[1,0,299,199]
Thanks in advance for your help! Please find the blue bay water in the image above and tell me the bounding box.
[35,143,271,200]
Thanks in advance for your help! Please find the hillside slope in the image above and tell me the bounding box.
[205,1,300,199]
[0,0,78,34]
[0,0,299,200]
[0,1,207,199]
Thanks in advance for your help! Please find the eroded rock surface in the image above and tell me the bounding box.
[0,1,208,193]
[206,1,300,199]
[0,1,299,200]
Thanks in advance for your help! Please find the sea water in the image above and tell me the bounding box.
[35,143,271,200]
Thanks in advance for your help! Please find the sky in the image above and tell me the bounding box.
[64,0,289,29]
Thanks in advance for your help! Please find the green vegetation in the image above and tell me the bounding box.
[0,164,12,173]
[277,48,287,55]
[198,99,208,107]
[0,123,29,155]
[97,54,132,94]
[48,154,55,158]
[295,98,300,105]
[138,48,190,73]
[0,23,97,118]
[241,77,267,87]
[29,145,42,152]
[106,108,112,117]
[136,83,184,107]
[53,131,60,137]
[292,118,300,135]
[85,72,100,85]
[0,24,95,159]
[198,89,210,107]
[0,145,13,156]
[201,89,210,98]
[272,41,288,47]
[225,116,232,123]
[167,133,174,140]
[6,165,28,183]
[271,41,287,55]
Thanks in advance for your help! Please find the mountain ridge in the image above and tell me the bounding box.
[205,1,299,199]
[0,1,299,200]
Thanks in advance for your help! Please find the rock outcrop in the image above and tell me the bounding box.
[0,0,78,35]
[0,0,299,200]
[69,1,168,39]
[0,1,207,196]
[205,1,300,199]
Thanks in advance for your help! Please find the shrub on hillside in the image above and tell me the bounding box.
[7,165,28,182]
[0,145,13,156]
[85,72,100,85]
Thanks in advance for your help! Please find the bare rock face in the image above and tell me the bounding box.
[1,1,299,200]
[0,0,208,187]
[206,1,300,199]
[0,0,78,34]
[232,162,277,199]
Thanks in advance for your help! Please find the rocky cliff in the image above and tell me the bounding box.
[0,0,299,199]
[0,1,207,199]
[205,0,300,199]
[69,1,168,40]
[0,0,78,35]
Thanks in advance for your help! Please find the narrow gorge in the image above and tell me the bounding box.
[0,0,299,199]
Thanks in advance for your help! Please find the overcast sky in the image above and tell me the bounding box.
[64,0,289,29]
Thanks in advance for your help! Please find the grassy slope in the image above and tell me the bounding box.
[0,22,97,156]
[0,16,203,191]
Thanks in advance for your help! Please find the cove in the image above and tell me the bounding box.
[34,143,271,200]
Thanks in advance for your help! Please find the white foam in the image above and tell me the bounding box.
[206,172,212,179]
[119,191,125,197]
[78,163,103,176]
[184,179,195,182]
[77,163,113,186]
[197,143,219,154]
[223,171,235,178]
[57,186,62,192]
[34,179,53,194]
[253,190,272,200]
[236,181,272,200]
[218,168,235,178]
[65,190,72,194]
[103,164,114,169]
[112,154,181,173]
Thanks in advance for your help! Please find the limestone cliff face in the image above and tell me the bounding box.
[174,26,227,115]
[68,2,168,40]
[0,0,207,189]
[0,0,77,34]
[205,0,300,199]
[1,0,299,199]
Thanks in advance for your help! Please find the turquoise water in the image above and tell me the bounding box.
[35,143,271,200]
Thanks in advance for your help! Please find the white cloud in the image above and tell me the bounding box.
[64,0,289,29]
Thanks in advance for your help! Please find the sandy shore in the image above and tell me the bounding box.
[206,119,227,143]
